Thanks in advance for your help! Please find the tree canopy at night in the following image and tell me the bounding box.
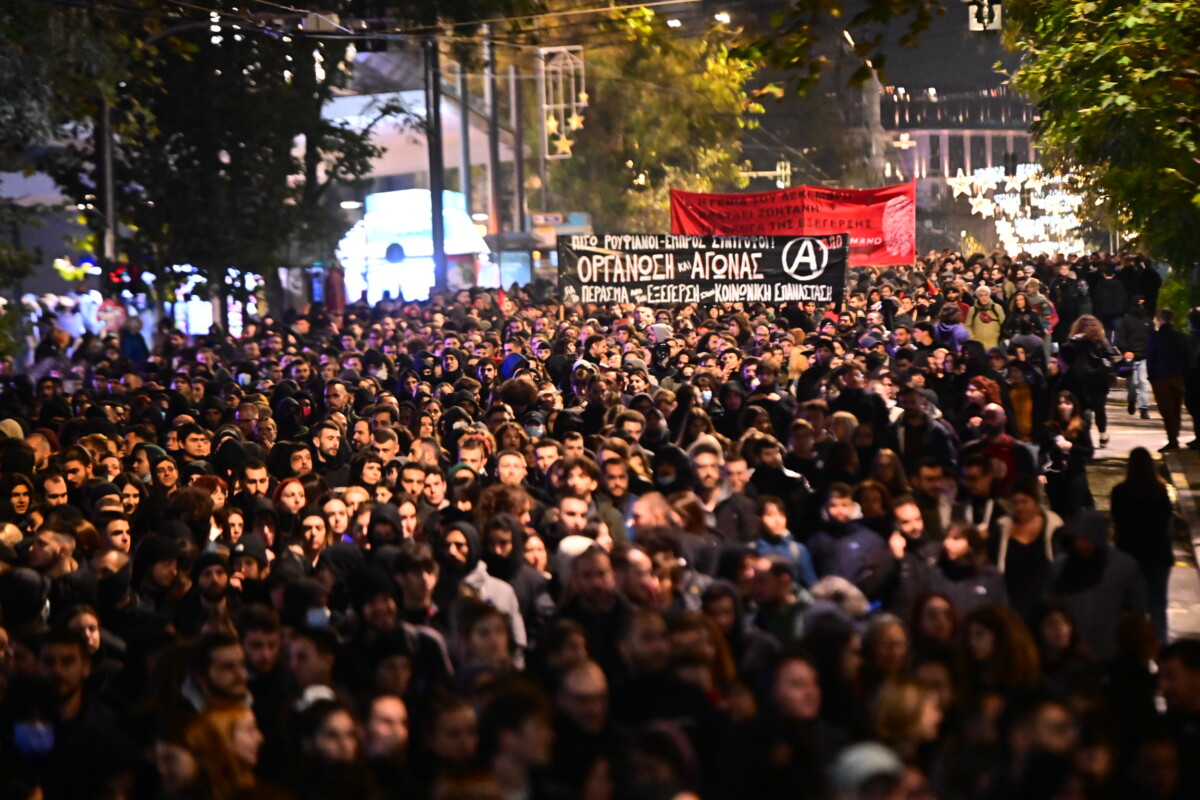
[1007,0,1200,268]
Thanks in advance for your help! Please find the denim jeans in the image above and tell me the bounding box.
[1127,358,1151,410]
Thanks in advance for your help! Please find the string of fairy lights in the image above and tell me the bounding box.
[946,164,1087,256]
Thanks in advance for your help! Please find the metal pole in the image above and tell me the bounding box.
[535,47,548,211]
[424,35,447,293]
[99,99,117,266]
[484,27,502,234]
[457,61,472,213]
[510,64,525,233]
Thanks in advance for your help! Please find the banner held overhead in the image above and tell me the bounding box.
[558,233,849,307]
[670,182,916,268]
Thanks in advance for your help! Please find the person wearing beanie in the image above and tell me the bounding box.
[131,535,182,614]
[231,532,271,605]
[174,551,239,636]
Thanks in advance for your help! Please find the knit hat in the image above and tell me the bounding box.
[830,743,904,794]
[232,533,269,568]
[191,551,229,581]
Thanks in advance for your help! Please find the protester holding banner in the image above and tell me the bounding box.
[0,239,1195,800]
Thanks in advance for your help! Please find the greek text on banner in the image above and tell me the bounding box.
[669,182,915,268]
[557,233,849,308]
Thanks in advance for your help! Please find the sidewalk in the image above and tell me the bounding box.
[1085,385,1200,641]
[1161,449,1200,641]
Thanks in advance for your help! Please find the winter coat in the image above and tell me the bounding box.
[434,521,528,657]
[481,514,555,647]
[934,322,970,352]
[808,519,887,584]
[1091,276,1129,319]
[966,302,1006,349]
[1060,335,1120,395]
[1051,510,1147,660]
[932,557,1008,617]
[701,580,781,682]
[1115,310,1154,359]
[1146,322,1188,381]
[754,533,818,588]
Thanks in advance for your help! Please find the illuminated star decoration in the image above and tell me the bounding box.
[545,114,559,135]
[567,111,585,131]
[1004,172,1024,192]
[972,166,1005,194]
[947,168,974,198]
[969,195,996,218]
[553,136,574,156]
[577,90,589,106]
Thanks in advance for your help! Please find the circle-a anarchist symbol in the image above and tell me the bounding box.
[780,238,829,282]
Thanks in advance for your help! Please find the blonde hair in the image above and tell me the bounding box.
[874,678,937,753]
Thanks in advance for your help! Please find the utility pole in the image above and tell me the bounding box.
[510,64,525,232]
[457,60,472,213]
[535,50,548,212]
[98,99,117,268]
[424,34,447,293]
[484,26,502,234]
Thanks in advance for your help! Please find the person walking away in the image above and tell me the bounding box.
[1146,307,1189,452]
[1050,509,1147,661]
[1184,308,1200,449]
[1115,296,1154,419]
[1110,447,1174,641]
[1090,264,1130,342]
[1060,314,1120,448]
[1048,262,1081,346]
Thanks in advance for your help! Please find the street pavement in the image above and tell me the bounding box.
[1084,384,1200,641]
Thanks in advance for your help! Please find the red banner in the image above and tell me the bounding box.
[670,182,916,267]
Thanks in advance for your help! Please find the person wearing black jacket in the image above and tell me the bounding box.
[700,580,781,683]
[1111,447,1174,641]
[481,513,554,649]
[858,495,939,618]
[1090,264,1129,341]
[1116,296,1155,418]
[1147,307,1190,451]
[1060,315,1121,448]
[931,520,1007,616]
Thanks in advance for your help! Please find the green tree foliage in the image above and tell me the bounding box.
[547,8,760,232]
[36,1,544,310]
[1006,0,1200,267]
[0,2,152,288]
[43,8,405,313]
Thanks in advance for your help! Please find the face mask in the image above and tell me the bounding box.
[526,426,544,439]
[700,390,713,404]
[13,722,55,756]
[657,473,677,487]
[305,607,332,628]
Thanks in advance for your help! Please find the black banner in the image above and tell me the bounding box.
[558,233,849,306]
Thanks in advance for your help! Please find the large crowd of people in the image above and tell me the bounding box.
[1,248,1200,800]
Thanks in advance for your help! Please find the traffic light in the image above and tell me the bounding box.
[103,263,128,294]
